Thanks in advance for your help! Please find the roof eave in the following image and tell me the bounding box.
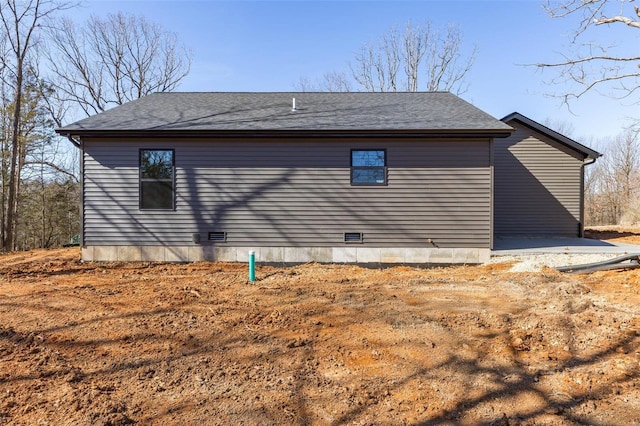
[55,128,514,139]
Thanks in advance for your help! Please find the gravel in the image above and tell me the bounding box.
[489,253,624,272]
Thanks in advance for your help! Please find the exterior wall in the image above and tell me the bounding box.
[82,137,492,262]
[494,121,585,237]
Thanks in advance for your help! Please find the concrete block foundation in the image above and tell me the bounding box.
[332,247,357,263]
[81,245,490,265]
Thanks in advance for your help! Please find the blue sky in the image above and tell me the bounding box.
[67,0,640,141]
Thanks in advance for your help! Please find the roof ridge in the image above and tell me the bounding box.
[153,91,454,94]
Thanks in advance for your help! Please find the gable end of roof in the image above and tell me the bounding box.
[501,112,601,159]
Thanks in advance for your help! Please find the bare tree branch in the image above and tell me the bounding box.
[293,71,352,93]
[539,0,640,104]
[350,21,475,94]
[352,44,372,91]
[24,160,77,181]
[403,21,428,92]
[321,71,352,92]
[538,55,640,66]
[595,14,640,29]
[46,12,192,116]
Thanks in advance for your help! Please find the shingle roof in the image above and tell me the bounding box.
[501,112,601,160]
[57,92,513,136]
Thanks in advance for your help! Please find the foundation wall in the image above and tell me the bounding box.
[81,246,490,265]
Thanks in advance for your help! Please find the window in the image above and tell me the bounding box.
[140,149,174,210]
[351,149,386,185]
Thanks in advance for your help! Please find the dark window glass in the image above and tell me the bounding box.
[141,150,173,179]
[351,149,386,185]
[140,149,174,210]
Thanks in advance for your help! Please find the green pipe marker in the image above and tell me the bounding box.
[248,250,256,282]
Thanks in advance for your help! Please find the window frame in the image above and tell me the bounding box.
[139,148,175,211]
[350,149,387,186]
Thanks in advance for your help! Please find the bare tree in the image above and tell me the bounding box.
[538,0,640,104]
[293,71,352,92]
[584,153,603,225]
[403,23,426,92]
[351,21,476,93]
[542,118,577,138]
[352,31,400,92]
[0,0,73,252]
[322,71,353,92]
[607,130,640,224]
[47,12,192,116]
[585,130,640,225]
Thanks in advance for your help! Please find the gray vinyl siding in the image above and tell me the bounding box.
[494,122,585,237]
[83,137,492,248]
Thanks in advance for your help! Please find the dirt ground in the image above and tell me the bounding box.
[1,230,639,425]
[585,226,640,245]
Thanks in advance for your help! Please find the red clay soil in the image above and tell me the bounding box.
[585,226,640,245]
[0,246,639,425]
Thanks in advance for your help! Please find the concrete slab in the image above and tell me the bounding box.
[493,237,640,256]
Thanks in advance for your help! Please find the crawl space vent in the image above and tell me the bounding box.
[344,232,363,243]
[208,231,227,242]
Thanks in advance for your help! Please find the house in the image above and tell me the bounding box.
[55,92,599,264]
[496,113,601,238]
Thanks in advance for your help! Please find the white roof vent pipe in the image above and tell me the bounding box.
[292,97,296,112]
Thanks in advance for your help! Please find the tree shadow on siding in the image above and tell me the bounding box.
[178,143,494,250]
[181,165,296,246]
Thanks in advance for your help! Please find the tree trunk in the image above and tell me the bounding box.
[4,62,22,252]
[1,109,8,248]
